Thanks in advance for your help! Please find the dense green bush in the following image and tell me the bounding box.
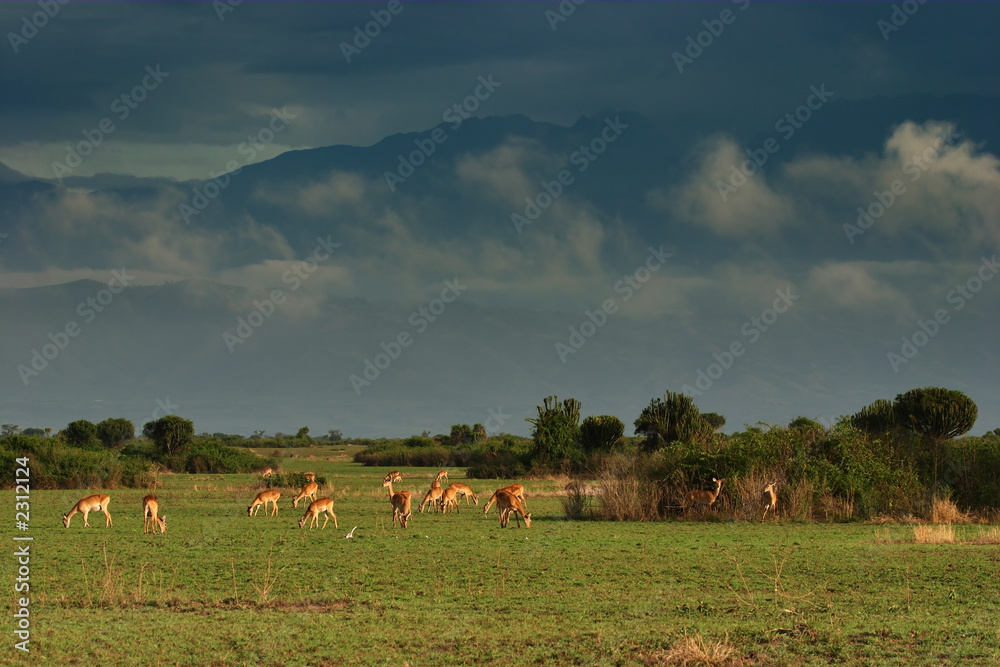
[0,435,153,489]
[181,441,278,474]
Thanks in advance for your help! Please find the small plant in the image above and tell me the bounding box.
[561,480,592,520]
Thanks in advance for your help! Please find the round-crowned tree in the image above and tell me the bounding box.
[579,415,625,453]
[634,391,710,450]
[893,387,978,492]
[143,415,195,457]
[97,418,134,448]
[64,420,99,449]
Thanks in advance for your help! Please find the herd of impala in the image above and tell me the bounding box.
[60,472,781,532]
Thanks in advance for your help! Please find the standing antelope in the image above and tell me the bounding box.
[483,484,527,515]
[292,481,319,508]
[448,482,478,506]
[248,490,281,517]
[431,470,449,488]
[262,468,274,478]
[63,494,112,528]
[382,472,412,528]
[298,498,338,530]
[142,495,167,534]
[760,482,778,522]
[440,486,461,514]
[494,490,532,528]
[684,477,724,514]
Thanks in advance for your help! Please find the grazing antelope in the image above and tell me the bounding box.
[760,482,778,522]
[292,481,319,508]
[495,490,532,528]
[248,490,281,517]
[142,495,166,534]
[440,486,461,514]
[684,477,724,514]
[448,482,478,506]
[63,494,112,528]
[382,472,412,528]
[483,484,527,515]
[298,498,338,530]
[431,470,449,489]
[419,485,444,513]
[262,468,274,478]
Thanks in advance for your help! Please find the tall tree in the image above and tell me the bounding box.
[893,387,978,492]
[96,418,134,448]
[634,391,711,450]
[143,415,195,457]
[579,415,625,453]
[850,400,897,436]
[64,420,99,449]
[526,396,582,463]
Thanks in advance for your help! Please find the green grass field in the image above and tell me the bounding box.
[4,444,999,666]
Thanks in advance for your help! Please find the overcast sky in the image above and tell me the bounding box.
[1,1,997,436]
[2,1,996,180]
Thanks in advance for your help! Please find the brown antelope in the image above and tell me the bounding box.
[419,485,444,513]
[448,482,478,506]
[431,470,449,488]
[760,482,778,522]
[262,468,274,478]
[483,484,527,515]
[303,472,316,483]
[684,477,724,514]
[292,481,319,508]
[495,490,532,528]
[298,498,338,530]
[63,494,112,528]
[142,495,166,534]
[248,490,281,517]
[382,472,412,528]
[440,486,461,514]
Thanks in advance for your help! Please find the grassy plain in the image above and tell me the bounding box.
[4,444,999,666]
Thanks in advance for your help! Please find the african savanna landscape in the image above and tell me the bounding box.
[1,1,998,665]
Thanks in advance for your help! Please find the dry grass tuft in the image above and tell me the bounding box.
[646,632,749,666]
[968,527,1000,545]
[913,524,955,544]
[931,497,969,524]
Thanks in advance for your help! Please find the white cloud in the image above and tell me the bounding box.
[647,136,796,237]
